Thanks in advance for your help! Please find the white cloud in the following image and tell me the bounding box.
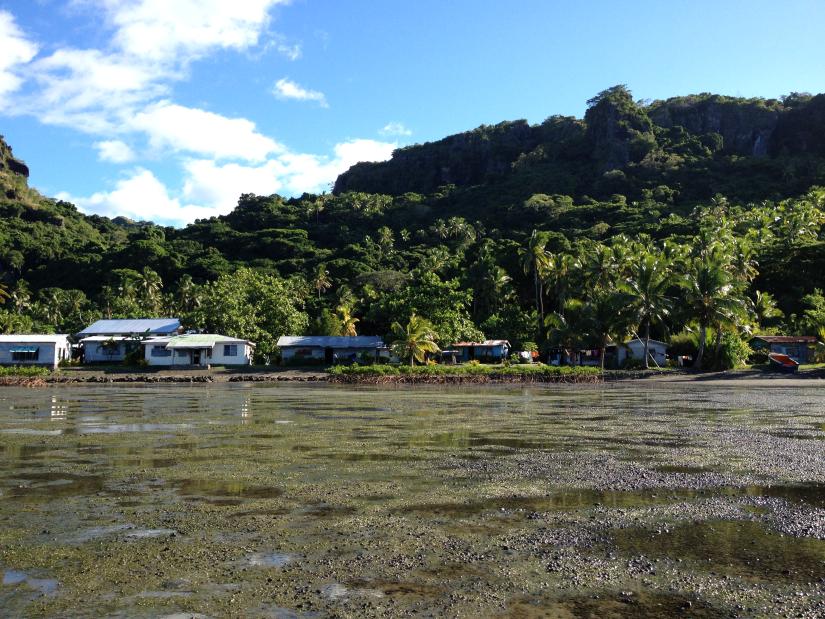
[276,42,302,61]
[131,101,283,161]
[95,139,135,163]
[380,122,412,137]
[63,138,396,226]
[101,0,288,63]
[24,48,169,133]
[0,11,39,100]
[273,77,328,107]
[57,168,214,226]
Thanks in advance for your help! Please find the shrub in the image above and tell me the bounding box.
[719,333,753,370]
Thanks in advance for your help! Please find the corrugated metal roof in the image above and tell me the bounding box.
[277,336,385,348]
[453,340,510,347]
[78,318,181,336]
[752,335,817,344]
[0,334,70,343]
[161,334,253,349]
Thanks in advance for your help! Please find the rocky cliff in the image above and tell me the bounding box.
[333,88,825,197]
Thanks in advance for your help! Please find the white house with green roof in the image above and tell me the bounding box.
[142,334,255,367]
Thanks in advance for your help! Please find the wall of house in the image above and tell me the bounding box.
[622,341,667,366]
[85,343,126,363]
[766,343,812,363]
[0,341,67,369]
[281,346,381,365]
[145,343,253,366]
[457,345,508,363]
[210,342,253,365]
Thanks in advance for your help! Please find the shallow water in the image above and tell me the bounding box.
[0,383,824,617]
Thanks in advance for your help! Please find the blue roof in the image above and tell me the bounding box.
[78,318,181,336]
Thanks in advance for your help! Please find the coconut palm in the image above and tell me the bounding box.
[684,255,748,369]
[390,314,440,366]
[138,267,163,313]
[626,252,674,368]
[337,305,359,337]
[176,274,201,314]
[583,288,635,369]
[751,290,783,330]
[313,264,332,300]
[519,230,550,325]
[545,299,588,365]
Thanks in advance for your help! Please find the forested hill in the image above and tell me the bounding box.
[335,87,825,202]
[2,85,825,364]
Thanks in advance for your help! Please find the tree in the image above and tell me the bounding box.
[137,267,163,314]
[192,268,309,362]
[626,252,674,368]
[684,255,747,369]
[519,230,550,328]
[751,290,783,330]
[583,288,634,369]
[313,264,332,300]
[337,305,359,336]
[390,314,440,366]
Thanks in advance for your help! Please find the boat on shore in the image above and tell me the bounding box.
[768,352,800,373]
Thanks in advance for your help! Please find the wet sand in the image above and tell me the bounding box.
[0,383,823,617]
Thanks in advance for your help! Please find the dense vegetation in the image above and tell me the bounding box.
[2,86,825,366]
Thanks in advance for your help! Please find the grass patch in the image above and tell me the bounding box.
[328,364,602,383]
[0,365,51,377]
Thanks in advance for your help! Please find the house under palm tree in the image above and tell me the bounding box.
[277,336,387,365]
[78,318,182,363]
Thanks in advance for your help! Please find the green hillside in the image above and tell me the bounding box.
[2,85,825,366]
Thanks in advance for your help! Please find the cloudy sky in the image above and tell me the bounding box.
[0,0,823,226]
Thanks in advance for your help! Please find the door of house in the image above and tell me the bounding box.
[324,347,334,364]
[193,350,201,366]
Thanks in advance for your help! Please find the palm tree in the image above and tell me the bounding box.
[545,299,588,365]
[626,252,673,368]
[684,256,747,369]
[519,230,550,327]
[584,288,634,369]
[751,290,783,330]
[390,314,440,366]
[176,274,201,314]
[138,267,163,313]
[313,264,332,300]
[337,305,359,337]
[9,281,30,314]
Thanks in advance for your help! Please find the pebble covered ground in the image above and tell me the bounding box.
[0,383,823,618]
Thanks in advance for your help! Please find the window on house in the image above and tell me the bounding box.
[151,346,172,357]
[10,347,39,362]
[224,344,238,357]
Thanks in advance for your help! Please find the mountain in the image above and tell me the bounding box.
[1,85,825,347]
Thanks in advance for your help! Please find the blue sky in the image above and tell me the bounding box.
[0,0,823,226]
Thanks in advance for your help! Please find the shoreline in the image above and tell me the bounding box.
[0,366,823,387]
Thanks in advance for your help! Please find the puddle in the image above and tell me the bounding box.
[2,472,104,500]
[125,528,177,539]
[396,488,715,517]
[2,569,59,596]
[176,480,283,505]
[248,552,292,567]
[504,591,727,618]
[320,583,384,601]
[757,483,825,508]
[612,519,825,582]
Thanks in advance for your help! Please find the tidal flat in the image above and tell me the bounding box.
[0,384,824,618]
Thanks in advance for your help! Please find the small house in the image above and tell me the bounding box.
[0,334,71,370]
[143,334,255,367]
[78,318,182,363]
[452,340,511,363]
[607,339,668,368]
[750,335,817,364]
[277,336,386,365]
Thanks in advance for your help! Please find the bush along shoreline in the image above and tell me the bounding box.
[328,364,604,384]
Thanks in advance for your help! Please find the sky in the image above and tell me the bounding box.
[0,0,823,226]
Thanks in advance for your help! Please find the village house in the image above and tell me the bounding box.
[750,335,818,364]
[608,339,668,368]
[142,334,255,367]
[277,336,386,365]
[452,340,511,363]
[78,318,182,363]
[0,334,71,370]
